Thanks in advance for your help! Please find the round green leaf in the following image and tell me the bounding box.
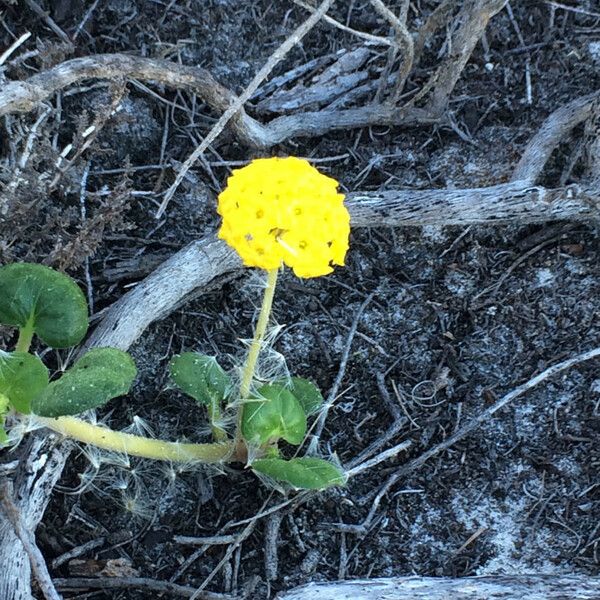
[287,377,324,416]
[32,348,136,417]
[169,353,230,406]
[241,384,307,446]
[252,457,347,490]
[0,351,49,413]
[0,263,88,348]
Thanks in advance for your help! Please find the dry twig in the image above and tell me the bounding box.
[156,0,337,217]
[0,481,62,600]
[310,293,374,443]
[53,576,232,599]
[23,0,71,45]
[292,0,393,46]
[512,91,600,184]
[370,0,414,103]
[413,0,455,64]
[427,0,508,113]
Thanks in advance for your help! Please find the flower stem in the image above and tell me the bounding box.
[15,320,34,353]
[208,400,227,442]
[36,416,244,463]
[238,268,279,402]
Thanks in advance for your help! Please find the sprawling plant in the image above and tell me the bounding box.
[0,157,350,491]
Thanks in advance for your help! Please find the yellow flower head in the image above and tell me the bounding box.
[217,157,350,278]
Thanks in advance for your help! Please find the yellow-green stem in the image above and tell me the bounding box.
[36,416,243,463]
[208,400,227,442]
[238,268,279,401]
[15,320,34,353]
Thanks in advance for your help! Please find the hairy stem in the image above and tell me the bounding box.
[208,400,227,442]
[238,268,279,401]
[35,416,244,463]
[15,321,34,353]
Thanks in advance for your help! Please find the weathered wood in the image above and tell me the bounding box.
[0,53,436,149]
[276,575,600,600]
[256,48,370,114]
[512,91,600,184]
[79,236,240,354]
[0,436,69,600]
[348,181,599,226]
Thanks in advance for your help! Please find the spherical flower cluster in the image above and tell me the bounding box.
[217,157,350,278]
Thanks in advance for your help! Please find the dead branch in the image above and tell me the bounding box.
[582,98,600,184]
[0,53,437,149]
[23,0,71,46]
[276,575,600,599]
[0,54,257,144]
[512,91,600,184]
[348,181,599,226]
[79,236,241,353]
[369,0,414,102]
[53,576,232,599]
[413,0,456,65]
[427,0,508,113]
[0,480,61,600]
[0,445,67,600]
[291,0,394,47]
[255,48,370,114]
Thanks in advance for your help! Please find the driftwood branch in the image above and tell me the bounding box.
[512,91,600,183]
[0,481,61,600]
[0,437,69,600]
[348,181,599,225]
[53,576,231,599]
[0,53,435,151]
[427,0,508,113]
[276,575,600,600]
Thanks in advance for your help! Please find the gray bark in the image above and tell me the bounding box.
[276,575,600,600]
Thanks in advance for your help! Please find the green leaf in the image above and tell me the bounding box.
[169,353,230,406]
[0,351,49,413]
[32,348,136,417]
[241,384,307,446]
[0,392,8,414]
[252,457,347,490]
[0,263,88,349]
[287,377,324,416]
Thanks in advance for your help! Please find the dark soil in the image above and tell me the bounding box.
[1,1,600,599]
